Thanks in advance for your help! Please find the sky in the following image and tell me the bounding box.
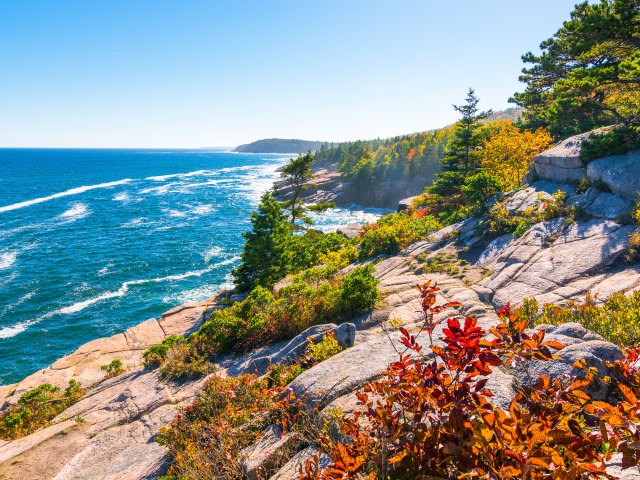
[0,0,581,148]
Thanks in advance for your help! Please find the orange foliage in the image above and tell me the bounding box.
[300,283,640,479]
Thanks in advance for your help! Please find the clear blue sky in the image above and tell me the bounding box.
[0,0,580,148]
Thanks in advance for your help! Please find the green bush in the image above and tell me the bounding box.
[581,126,640,163]
[0,380,85,440]
[100,359,124,378]
[159,343,216,380]
[358,210,442,260]
[143,335,185,367]
[306,331,344,364]
[338,264,380,316]
[520,291,640,346]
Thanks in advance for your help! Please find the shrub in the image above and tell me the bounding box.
[143,335,185,367]
[159,343,216,380]
[300,286,640,479]
[358,210,442,260]
[157,374,294,480]
[522,291,640,347]
[581,126,640,163]
[0,380,85,440]
[306,331,344,364]
[337,264,379,316]
[488,189,574,237]
[317,244,358,269]
[100,359,124,378]
[460,171,501,214]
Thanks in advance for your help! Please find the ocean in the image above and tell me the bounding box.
[0,149,385,385]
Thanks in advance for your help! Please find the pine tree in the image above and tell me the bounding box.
[426,89,492,220]
[280,151,314,225]
[232,191,293,292]
[441,88,492,178]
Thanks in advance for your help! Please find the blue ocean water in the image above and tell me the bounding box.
[0,149,384,385]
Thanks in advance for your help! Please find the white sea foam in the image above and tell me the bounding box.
[0,291,35,318]
[162,282,233,305]
[0,179,133,213]
[0,258,239,339]
[145,170,210,182]
[190,204,214,215]
[203,246,225,262]
[138,183,176,195]
[59,203,90,222]
[0,322,30,339]
[120,217,152,228]
[0,251,17,270]
[165,209,187,218]
[113,192,130,201]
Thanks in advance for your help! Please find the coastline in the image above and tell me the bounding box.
[0,291,228,409]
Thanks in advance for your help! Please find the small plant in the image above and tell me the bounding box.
[0,380,85,440]
[527,291,640,347]
[159,343,216,380]
[306,331,344,364]
[387,316,404,330]
[100,359,124,378]
[337,263,380,316]
[143,335,185,367]
[488,189,574,237]
[581,126,640,163]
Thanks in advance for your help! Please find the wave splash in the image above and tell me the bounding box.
[0,257,238,339]
[0,251,17,270]
[0,179,133,213]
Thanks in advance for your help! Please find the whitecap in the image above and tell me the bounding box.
[190,204,214,215]
[203,246,225,262]
[59,203,90,222]
[0,179,133,213]
[0,322,31,339]
[0,258,240,339]
[0,251,17,270]
[145,170,210,182]
[120,218,151,228]
[113,192,130,201]
[138,183,176,195]
[164,209,187,218]
[162,282,233,305]
[0,291,36,318]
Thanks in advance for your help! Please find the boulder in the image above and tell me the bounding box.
[397,196,419,212]
[587,149,640,200]
[606,453,640,479]
[503,181,575,216]
[568,188,635,222]
[269,447,331,480]
[336,223,362,239]
[526,323,624,400]
[479,218,634,308]
[530,131,592,182]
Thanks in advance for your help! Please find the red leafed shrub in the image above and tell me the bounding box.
[299,282,640,479]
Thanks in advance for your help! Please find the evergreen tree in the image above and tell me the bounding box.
[511,0,640,139]
[426,89,491,221]
[232,191,293,292]
[280,151,314,225]
[441,88,492,178]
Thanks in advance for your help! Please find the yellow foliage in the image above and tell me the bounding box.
[481,120,553,191]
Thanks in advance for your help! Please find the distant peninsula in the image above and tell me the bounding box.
[234,138,328,154]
